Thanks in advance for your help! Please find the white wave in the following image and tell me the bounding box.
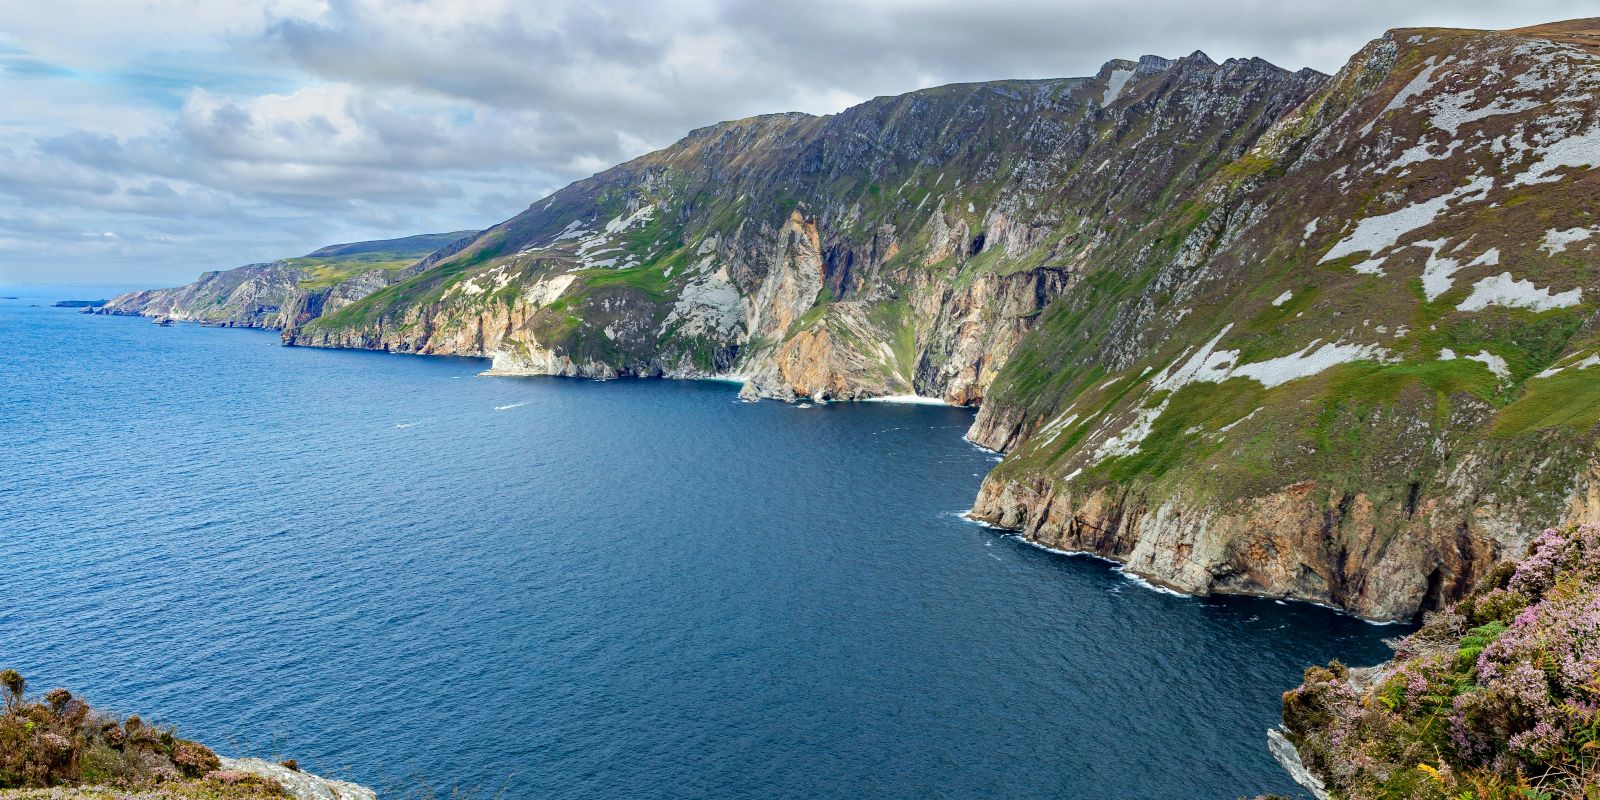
[1115,568,1192,598]
[858,394,952,406]
[494,401,531,411]
[953,509,1009,530]
[962,435,1001,454]
[394,422,417,429]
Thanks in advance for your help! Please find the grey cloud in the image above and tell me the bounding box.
[243,0,1591,196]
[0,0,1588,283]
[259,1,1586,119]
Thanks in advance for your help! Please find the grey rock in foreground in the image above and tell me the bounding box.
[218,757,376,800]
[1266,727,1327,800]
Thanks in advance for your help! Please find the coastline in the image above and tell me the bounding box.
[957,510,1408,626]
[84,307,1412,626]
[19,301,1405,797]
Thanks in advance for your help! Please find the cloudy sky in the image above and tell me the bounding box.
[0,0,1582,284]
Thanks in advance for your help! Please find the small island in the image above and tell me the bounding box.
[51,300,107,308]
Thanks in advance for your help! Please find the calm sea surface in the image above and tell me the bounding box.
[1,285,1398,799]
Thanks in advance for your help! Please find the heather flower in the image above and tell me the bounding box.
[1449,691,1495,762]
[1283,525,1600,799]
[171,740,221,776]
[206,769,255,784]
[1508,720,1560,759]
[1507,530,1566,597]
[1403,667,1430,703]
[1469,587,1529,624]
[1501,662,1550,708]
[37,732,71,754]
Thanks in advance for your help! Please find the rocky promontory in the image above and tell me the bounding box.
[95,232,473,330]
[1274,524,1600,799]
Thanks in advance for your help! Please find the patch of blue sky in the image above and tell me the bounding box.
[1,49,295,109]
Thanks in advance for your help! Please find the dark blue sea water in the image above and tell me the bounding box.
[1,285,1398,800]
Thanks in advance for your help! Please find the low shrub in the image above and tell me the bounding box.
[0,673,280,797]
[1281,524,1600,799]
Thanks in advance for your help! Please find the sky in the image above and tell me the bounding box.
[0,0,1587,284]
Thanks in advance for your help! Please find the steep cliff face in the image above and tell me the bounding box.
[95,231,474,328]
[281,52,1326,406]
[967,20,1600,620]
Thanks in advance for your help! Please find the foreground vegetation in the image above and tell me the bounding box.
[0,672,284,798]
[1281,524,1600,799]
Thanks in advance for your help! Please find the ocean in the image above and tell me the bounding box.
[1,286,1396,799]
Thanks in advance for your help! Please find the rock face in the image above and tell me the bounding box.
[98,262,305,328]
[217,757,376,800]
[1266,727,1327,800]
[106,18,1600,620]
[971,440,1600,621]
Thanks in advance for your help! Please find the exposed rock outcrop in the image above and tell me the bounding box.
[1266,727,1327,800]
[217,758,375,800]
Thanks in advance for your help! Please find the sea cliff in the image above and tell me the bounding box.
[97,19,1600,622]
